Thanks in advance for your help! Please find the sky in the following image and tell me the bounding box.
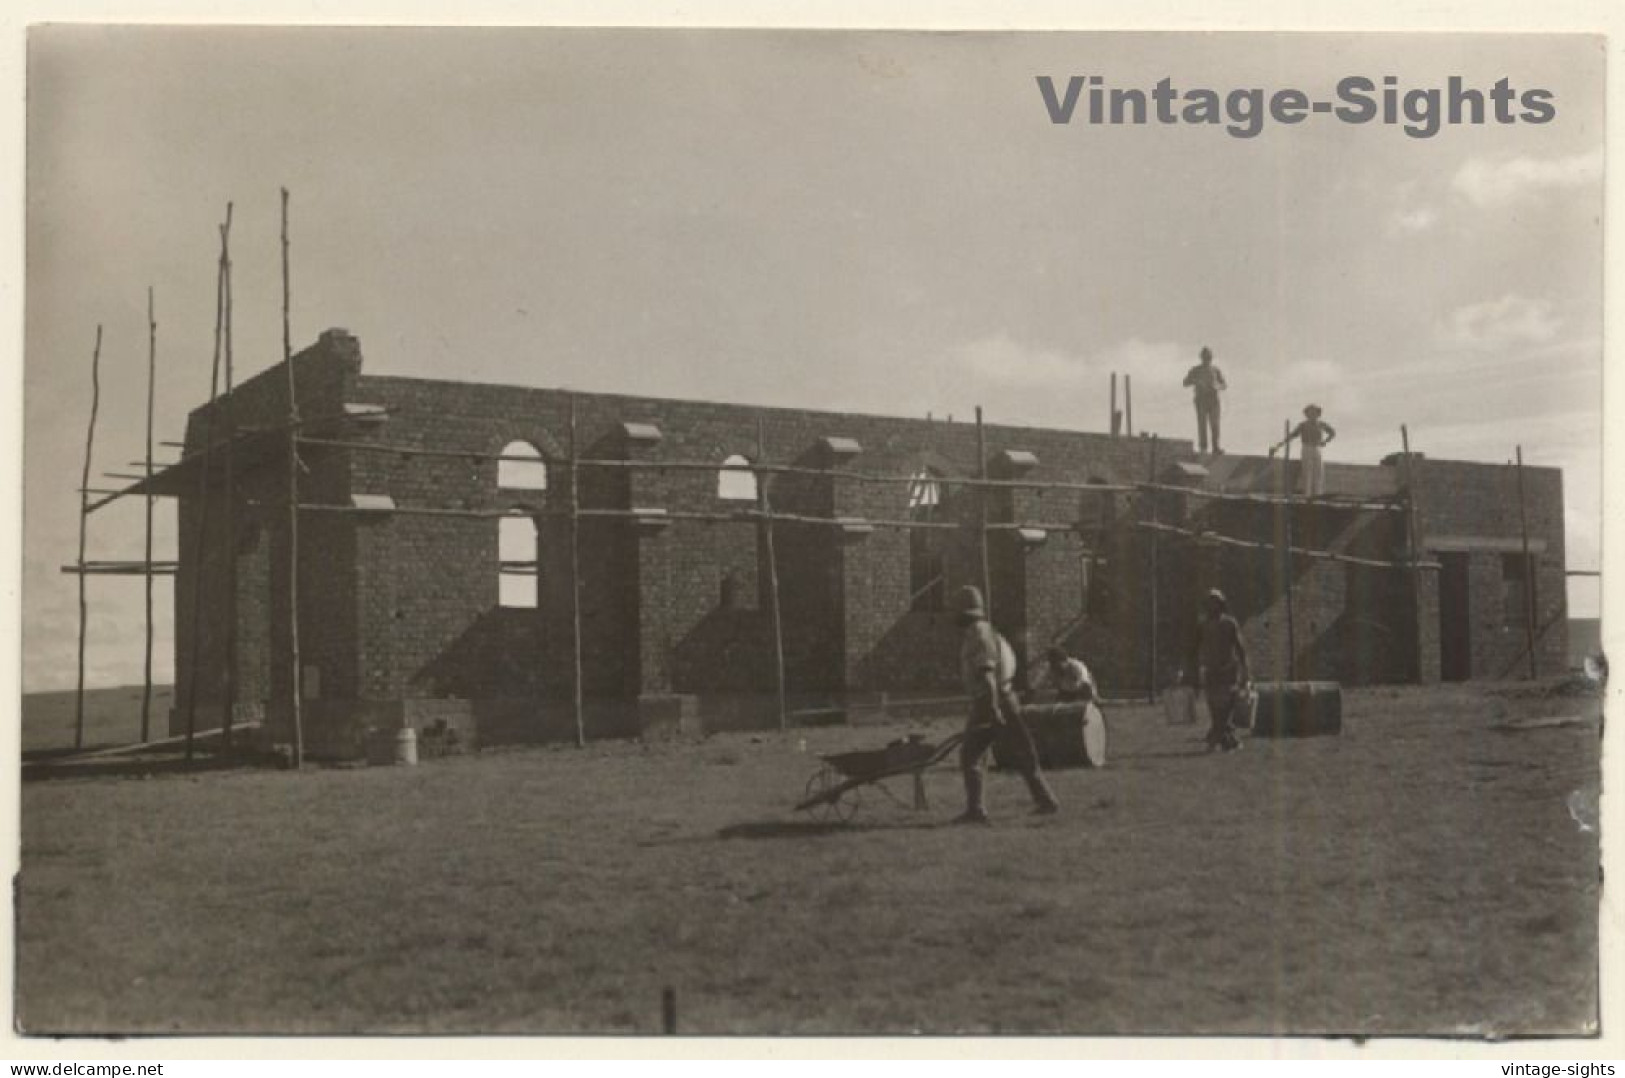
[20,27,1606,692]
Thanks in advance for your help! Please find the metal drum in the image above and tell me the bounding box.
[1251,681,1342,737]
[1080,702,1107,767]
[995,701,1107,769]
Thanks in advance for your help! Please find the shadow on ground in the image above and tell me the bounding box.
[22,750,288,783]
[717,817,953,841]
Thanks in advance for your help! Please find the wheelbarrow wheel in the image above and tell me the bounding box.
[802,765,861,822]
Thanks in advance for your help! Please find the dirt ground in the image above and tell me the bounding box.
[15,680,1601,1036]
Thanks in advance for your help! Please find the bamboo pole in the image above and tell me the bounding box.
[74,325,102,751]
[221,205,237,749]
[1110,373,1119,437]
[1125,375,1133,437]
[143,291,156,743]
[757,416,788,731]
[1515,446,1539,679]
[184,228,229,762]
[282,187,305,769]
[1147,434,1159,703]
[975,406,993,620]
[569,394,585,748]
[1283,420,1297,680]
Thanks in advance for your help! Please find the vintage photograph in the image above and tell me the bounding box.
[17,27,1604,1036]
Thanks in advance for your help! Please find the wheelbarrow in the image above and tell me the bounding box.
[794,731,966,822]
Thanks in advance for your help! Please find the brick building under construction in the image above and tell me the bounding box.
[137,329,1569,756]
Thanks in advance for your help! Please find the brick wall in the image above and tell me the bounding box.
[1410,457,1568,679]
[171,331,360,736]
[168,332,1571,752]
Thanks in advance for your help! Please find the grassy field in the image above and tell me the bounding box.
[16,681,1600,1036]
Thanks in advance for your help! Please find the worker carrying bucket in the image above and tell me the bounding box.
[1183,588,1253,754]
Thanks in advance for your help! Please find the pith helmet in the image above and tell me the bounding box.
[953,585,986,618]
[1304,403,1322,418]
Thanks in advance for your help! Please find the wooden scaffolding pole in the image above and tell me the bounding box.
[975,406,993,620]
[1400,425,1423,681]
[1515,445,1539,679]
[569,394,585,748]
[1110,372,1119,437]
[1137,520,1440,571]
[221,205,238,749]
[142,292,156,743]
[1146,434,1160,703]
[282,188,305,768]
[183,224,229,762]
[757,416,788,731]
[1282,419,1297,680]
[74,325,103,752]
[1125,375,1134,437]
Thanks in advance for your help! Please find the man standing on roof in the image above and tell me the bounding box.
[1185,589,1252,753]
[1182,346,1227,455]
[954,585,1060,823]
[1273,404,1338,498]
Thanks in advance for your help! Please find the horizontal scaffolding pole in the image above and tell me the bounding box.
[60,562,179,576]
[1135,479,1406,512]
[285,500,965,531]
[265,499,1104,539]
[1136,519,1439,571]
[83,412,376,517]
[292,437,1408,512]
[291,435,1142,495]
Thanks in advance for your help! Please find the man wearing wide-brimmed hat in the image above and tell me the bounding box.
[953,585,1060,823]
[1273,403,1338,497]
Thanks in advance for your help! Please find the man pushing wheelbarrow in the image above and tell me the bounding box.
[953,585,1061,824]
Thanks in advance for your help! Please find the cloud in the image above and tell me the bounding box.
[1388,205,1438,236]
[1436,295,1562,350]
[949,333,1086,386]
[1450,147,1603,210]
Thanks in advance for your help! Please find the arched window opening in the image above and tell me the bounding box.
[718,454,758,501]
[498,515,539,609]
[498,441,549,491]
[907,469,941,511]
[908,468,947,612]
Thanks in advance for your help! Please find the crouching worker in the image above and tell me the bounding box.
[1033,645,1098,704]
[954,585,1061,823]
[1186,589,1252,754]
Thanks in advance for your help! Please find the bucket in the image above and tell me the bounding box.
[1163,685,1199,726]
[995,702,1093,769]
[1233,685,1258,731]
[395,727,419,766]
[1252,681,1342,737]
